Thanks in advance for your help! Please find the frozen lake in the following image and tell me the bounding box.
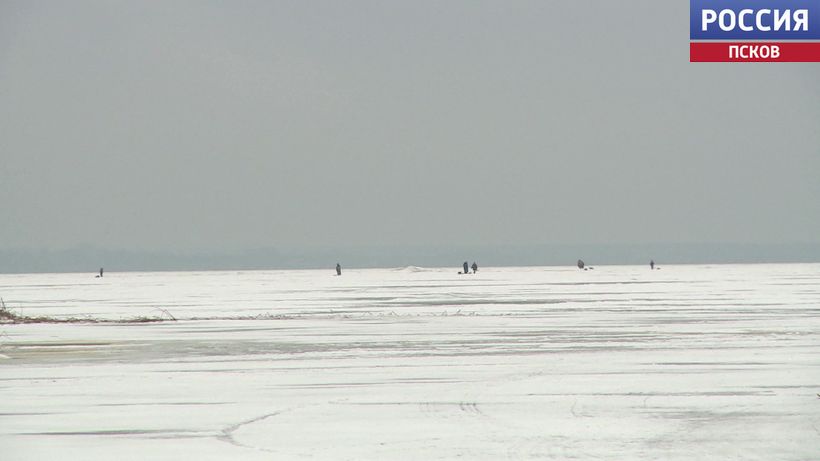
[1,264,819,460]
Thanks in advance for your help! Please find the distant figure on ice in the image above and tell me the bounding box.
[336,263,342,276]
[471,262,478,274]
[97,267,103,278]
[577,259,585,270]
[463,261,469,274]
[650,260,655,270]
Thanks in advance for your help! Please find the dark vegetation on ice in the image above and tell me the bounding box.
[0,298,176,324]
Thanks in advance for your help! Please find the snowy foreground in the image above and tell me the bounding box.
[1,264,819,460]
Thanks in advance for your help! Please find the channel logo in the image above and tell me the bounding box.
[690,0,820,62]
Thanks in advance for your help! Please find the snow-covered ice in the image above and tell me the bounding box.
[1,264,818,460]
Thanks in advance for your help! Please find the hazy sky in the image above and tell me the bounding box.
[1,0,818,254]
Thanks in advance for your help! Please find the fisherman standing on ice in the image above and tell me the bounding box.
[336,263,341,276]
[650,260,655,270]
[471,262,478,274]
[463,261,469,274]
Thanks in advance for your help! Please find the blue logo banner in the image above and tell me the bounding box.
[691,0,820,40]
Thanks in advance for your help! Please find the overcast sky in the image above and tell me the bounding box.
[1,0,819,256]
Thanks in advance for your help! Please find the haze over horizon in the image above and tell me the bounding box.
[1,1,818,272]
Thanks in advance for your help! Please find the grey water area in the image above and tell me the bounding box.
[0,264,819,460]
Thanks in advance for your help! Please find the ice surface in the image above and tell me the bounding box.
[1,264,819,460]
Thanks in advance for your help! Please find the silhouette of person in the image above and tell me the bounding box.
[577,259,585,269]
[650,260,655,270]
[99,267,104,278]
[463,261,469,274]
[336,263,342,276]
[471,262,478,274]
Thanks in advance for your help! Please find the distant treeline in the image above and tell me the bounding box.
[0,243,819,273]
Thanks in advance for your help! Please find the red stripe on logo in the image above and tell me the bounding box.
[690,42,820,62]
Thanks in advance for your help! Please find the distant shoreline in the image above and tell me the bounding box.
[2,243,819,274]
